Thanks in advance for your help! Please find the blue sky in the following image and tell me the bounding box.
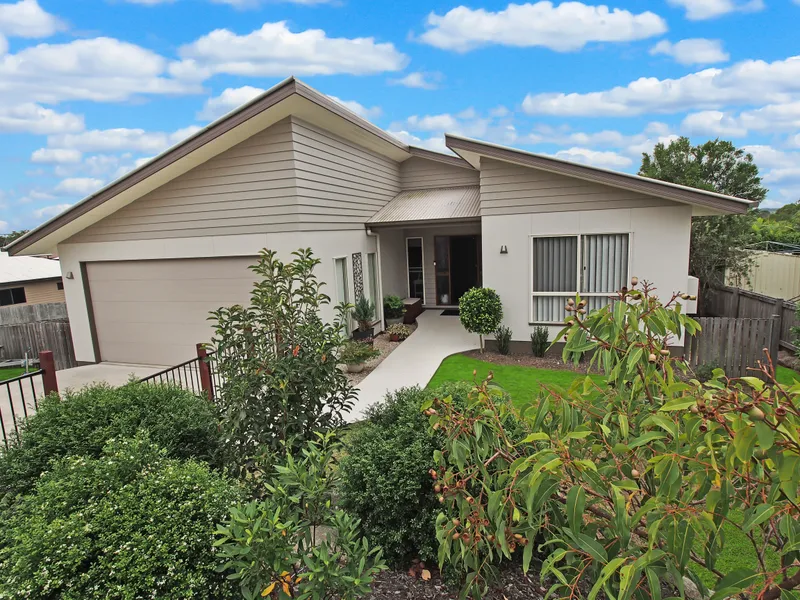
[1,0,799,232]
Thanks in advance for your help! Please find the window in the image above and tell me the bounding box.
[57,281,64,290]
[367,252,379,318]
[406,237,424,301]
[334,257,350,333]
[0,286,27,306]
[531,233,629,323]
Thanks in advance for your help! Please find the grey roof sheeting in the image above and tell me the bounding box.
[368,186,480,225]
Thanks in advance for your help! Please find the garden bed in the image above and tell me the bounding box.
[460,348,600,372]
[344,324,417,386]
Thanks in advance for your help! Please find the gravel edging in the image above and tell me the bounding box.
[344,324,418,386]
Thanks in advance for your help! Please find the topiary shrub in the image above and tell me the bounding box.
[0,382,221,498]
[0,435,243,599]
[494,325,512,355]
[338,383,472,567]
[459,287,502,352]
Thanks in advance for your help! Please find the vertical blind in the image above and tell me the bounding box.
[531,233,629,323]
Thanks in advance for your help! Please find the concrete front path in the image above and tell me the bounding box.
[347,310,479,422]
[2,362,165,443]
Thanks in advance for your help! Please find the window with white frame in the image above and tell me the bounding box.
[530,233,630,323]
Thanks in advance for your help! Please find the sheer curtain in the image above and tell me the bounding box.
[531,236,577,323]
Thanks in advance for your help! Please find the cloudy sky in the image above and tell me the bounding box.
[1,0,799,232]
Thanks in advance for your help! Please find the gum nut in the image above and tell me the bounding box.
[567,298,575,306]
[648,353,657,362]
[631,276,639,286]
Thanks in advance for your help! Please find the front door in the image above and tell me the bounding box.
[434,235,481,305]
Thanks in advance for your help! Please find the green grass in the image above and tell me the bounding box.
[0,367,27,381]
[776,365,800,386]
[427,353,605,408]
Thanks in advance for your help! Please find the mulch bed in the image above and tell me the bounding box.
[365,565,545,600]
[460,349,601,374]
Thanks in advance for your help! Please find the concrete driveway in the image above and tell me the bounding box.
[1,362,165,446]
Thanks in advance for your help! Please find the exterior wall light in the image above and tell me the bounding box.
[500,245,508,254]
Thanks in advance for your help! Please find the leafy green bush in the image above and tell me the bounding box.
[339,383,471,567]
[0,382,220,497]
[386,323,412,340]
[0,436,243,599]
[694,360,721,382]
[458,287,502,352]
[339,340,381,365]
[530,326,548,357]
[352,296,376,331]
[494,325,512,355]
[383,295,405,319]
[209,249,356,476]
[216,433,386,600]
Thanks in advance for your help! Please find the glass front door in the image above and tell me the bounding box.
[406,238,424,302]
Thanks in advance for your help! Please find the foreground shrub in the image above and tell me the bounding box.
[339,383,472,567]
[0,382,220,497]
[216,433,386,600]
[459,287,502,352]
[427,279,800,599]
[210,249,356,476]
[0,436,243,599]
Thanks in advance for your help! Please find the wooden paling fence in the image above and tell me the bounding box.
[0,302,76,370]
[684,317,779,379]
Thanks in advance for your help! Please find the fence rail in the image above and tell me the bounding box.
[139,344,217,402]
[685,317,778,379]
[707,285,798,353]
[1,351,59,450]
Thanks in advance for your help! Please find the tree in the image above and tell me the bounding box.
[458,287,503,352]
[639,137,766,306]
[0,230,29,248]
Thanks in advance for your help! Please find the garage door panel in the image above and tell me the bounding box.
[87,258,257,365]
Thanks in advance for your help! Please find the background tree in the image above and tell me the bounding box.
[0,230,29,248]
[639,137,766,308]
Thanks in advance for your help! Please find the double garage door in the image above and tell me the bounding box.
[86,258,258,366]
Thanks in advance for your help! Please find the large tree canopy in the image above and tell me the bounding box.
[0,230,29,248]
[639,137,766,307]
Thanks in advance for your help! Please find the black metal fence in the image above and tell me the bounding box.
[138,344,219,402]
[0,369,44,450]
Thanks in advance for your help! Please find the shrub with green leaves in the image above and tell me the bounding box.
[0,382,220,497]
[339,383,471,567]
[383,295,405,320]
[215,433,386,600]
[427,279,800,600]
[0,436,243,599]
[530,326,548,357]
[494,325,512,355]
[458,287,502,352]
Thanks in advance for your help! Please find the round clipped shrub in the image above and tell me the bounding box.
[0,436,243,599]
[0,383,221,497]
[339,382,472,567]
[459,287,503,351]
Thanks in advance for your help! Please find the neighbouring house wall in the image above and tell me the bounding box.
[377,222,482,306]
[400,156,479,190]
[291,118,401,228]
[481,205,693,344]
[480,158,677,216]
[0,279,64,305]
[725,250,800,300]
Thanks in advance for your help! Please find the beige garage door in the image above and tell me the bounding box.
[87,257,258,365]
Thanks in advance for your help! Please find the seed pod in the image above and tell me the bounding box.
[648,353,657,363]
[452,519,460,526]
[438,495,445,504]
[776,406,788,422]
[748,406,766,421]
[680,293,690,300]
[699,422,708,433]
[631,469,641,478]
[452,532,460,540]
[434,484,442,493]
[567,298,575,306]
[429,469,437,480]
[660,349,670,356]
[631,276,639,286]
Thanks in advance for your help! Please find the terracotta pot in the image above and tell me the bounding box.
[346,363,365,373]
[390,334,401,342]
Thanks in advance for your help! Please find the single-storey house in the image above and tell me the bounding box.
[0,251,64,308]
[5,78,752,365]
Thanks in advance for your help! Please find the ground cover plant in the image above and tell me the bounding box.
[0,382,220,497]
[425,279,800,600]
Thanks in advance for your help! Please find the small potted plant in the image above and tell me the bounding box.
[339,340,380,373]
[351,296,376,344]
[386,323,411,342]
[383,295,405,327]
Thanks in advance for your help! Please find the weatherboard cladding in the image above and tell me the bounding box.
[368,186,480,224]
[400,156,479,190]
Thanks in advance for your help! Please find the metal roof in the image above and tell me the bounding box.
[368,186,480,225]
[0,251,61,285]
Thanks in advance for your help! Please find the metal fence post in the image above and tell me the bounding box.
[196,343,213,402]
[39,350,59,396]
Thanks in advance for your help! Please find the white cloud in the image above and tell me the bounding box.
[327,96,382,120]
[31,148,82,164]
[681,102,800,137]
[0,220,8,231]
[522,55,800,116]
[389,72,441,90]
[418,2,667,52]
[32,203,72,220]
[0,37,199,105]
[680,110,747,136]
[212,0,335,5]
[48,126,199,153]
[54,178,104,196]
[122,0,176,4]
[197,86,264,121]
[0,103,84,134]
[552,147,633,169]
[0,0,64,38]
[527,123,679,161]
[406,113,460,132]
[113,156,155,179]
[169,21,408,80]
[666,0,763,20]
[386,130,450,153]
[650,38,729,65]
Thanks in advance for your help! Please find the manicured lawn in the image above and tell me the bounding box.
[427,354,605,407]
[776,365,800,386]
[0,367,27,381]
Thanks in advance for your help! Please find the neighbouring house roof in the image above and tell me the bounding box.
[0,251,61,286]
[368,186,480,226]
[445,134,755,215]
